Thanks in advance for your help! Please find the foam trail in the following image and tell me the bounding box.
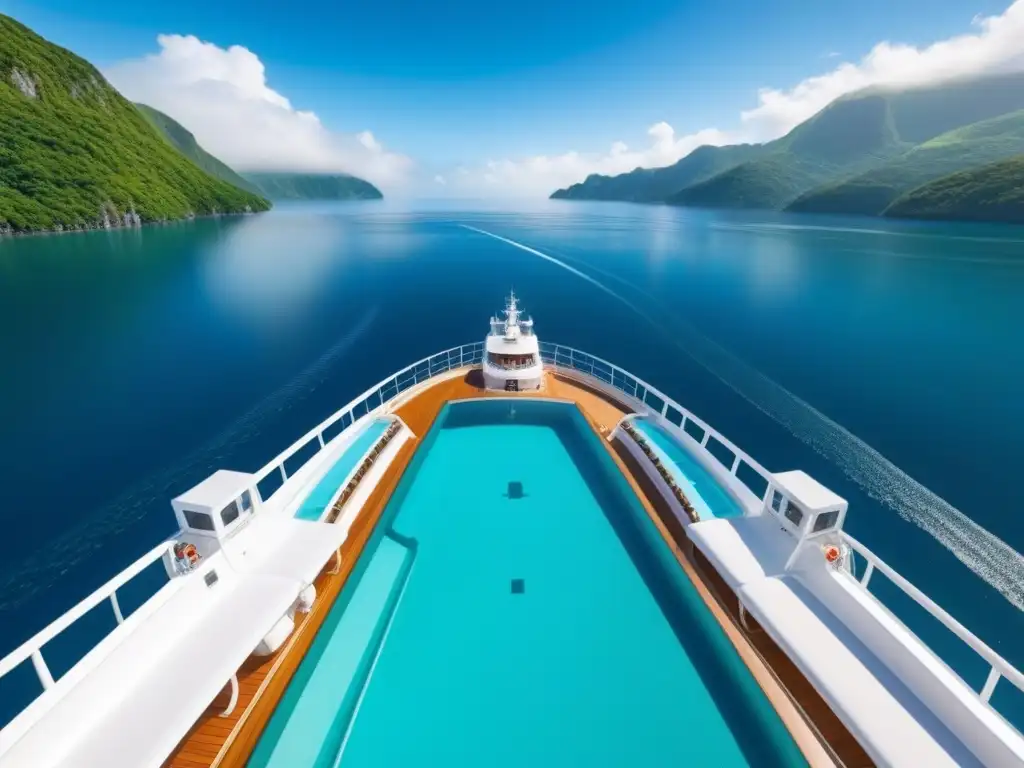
[0,308,380,612]
[460,225,659,323]
[461,225,1024,609]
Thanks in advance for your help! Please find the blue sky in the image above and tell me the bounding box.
[2,0,1019,194]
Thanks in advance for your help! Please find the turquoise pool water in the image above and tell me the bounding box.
[293,419,392,521]
[252,400,805,767]
[632,418,745,520]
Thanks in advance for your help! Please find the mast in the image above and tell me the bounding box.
[503,289,520,336]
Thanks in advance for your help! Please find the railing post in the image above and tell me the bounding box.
[317,432,325,448]
[110,591,124,624]
[31,649,55,690]
[661,402,669,417]
[730,455,741,475]
[860,561,875,587]
[980,666,1001,702]
[700,431,711,447]
[279,464,288,482]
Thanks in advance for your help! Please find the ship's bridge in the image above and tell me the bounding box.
[482,291,543,391]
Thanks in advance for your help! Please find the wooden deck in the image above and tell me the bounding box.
[165,367,865,768]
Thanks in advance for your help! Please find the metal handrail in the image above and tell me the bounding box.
[251,342,484,489]
[0,539,176,685]
[841,532,1024,704]
[539,341,774,498]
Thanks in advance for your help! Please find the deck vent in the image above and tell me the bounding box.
[506,481,524,499]
[511,579,525,594]
[204,570,219,587]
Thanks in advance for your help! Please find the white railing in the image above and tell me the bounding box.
[539,341,774,509]
[250,342,483,497]
[4,339,1021,736]
[538,341,1024,721]
[0,342,483,713]
[841,532,1024,706]
[0,539,176,691]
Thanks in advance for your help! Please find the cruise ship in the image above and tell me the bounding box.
[0,293,1022,768]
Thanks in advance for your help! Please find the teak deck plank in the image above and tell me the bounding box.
[164,367,862,768]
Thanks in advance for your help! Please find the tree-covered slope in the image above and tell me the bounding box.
[668,154,832,209]
[553,72,1024,213]
[550,144,761,202]
[883,155,1024,223]
[0,15,270,234]
[135,103,265,196]
[671,94,916,210]
[788,110,1024,215]
[242,172,383,200]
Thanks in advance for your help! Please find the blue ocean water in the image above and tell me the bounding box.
[0,200,1022,724]
[253,400,803,767]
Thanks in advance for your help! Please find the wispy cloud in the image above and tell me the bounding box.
[105,35,412,191]
[440,123,733,198]
[449,0,1024,196]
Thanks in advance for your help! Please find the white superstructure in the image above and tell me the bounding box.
[482,290,542,391]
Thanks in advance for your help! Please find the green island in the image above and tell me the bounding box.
[0,15,269,234]
[241,172,383,201]
[551,72,1024,224]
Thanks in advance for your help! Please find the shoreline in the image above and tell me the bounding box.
[0,208,270,239]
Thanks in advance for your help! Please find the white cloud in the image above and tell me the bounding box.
[442,123,733,198]
[454,0,1024,196]
[741,0,1024,139]
[105,34,412,190]
[434,174,447,186]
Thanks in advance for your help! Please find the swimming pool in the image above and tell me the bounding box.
[293,418,392,521]
[632,418,745,519]
[251,399,805,767]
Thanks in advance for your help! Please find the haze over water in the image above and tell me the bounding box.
[1,199,1022,724]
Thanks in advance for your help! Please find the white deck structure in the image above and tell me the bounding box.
[0,334,1021,768]
[482,291,542,391]
[0,416,409,768]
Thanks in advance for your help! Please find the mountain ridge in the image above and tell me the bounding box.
[135,104,265,196]
[550,71,1024,223]
[788,110,1024,216]
[241,172,383,201]
[884,154,1024,223]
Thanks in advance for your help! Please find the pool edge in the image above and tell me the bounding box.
[188,370,840,768]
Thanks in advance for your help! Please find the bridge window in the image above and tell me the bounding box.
[813,510,840,533]
[220,501,241,527]
[783,500,804,528]
[183,509,215,531]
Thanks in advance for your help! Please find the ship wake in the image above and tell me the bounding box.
[461,224,1024,610]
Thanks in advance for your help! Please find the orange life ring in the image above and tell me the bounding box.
[823,545,841,564]
[175,542,200,566]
